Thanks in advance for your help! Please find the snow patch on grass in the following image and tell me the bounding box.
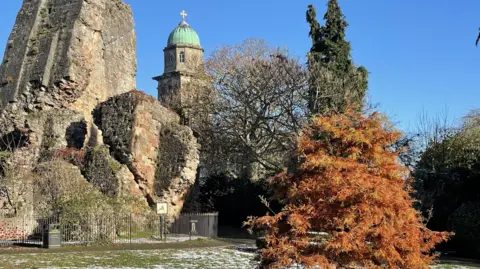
[0,245,479,269]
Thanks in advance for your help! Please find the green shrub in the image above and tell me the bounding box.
[0,151,11,160]
[447,202,480,255]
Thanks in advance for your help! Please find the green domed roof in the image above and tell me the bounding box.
[167,21,201,47]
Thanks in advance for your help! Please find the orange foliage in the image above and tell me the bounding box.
[53,148,85,163]
[245,110,451,269]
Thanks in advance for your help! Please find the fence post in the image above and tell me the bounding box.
[208,214,211,238]
[88,214,91,246]
[129,213,132,244]
[22,214,25,244]
[216,213,218,237]
[189,214,191,241]
[159,215,162,241]
[163,215,172,242]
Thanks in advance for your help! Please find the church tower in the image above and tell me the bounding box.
[153,10,204,118]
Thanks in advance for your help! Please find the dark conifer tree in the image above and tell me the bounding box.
[307,1,368,115]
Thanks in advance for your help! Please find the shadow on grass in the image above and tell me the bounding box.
[439,256,480,268]
[229,245,257,254]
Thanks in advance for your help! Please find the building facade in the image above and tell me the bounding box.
[153,11,205,122]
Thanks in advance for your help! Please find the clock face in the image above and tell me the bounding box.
[191,54,199,66]
[187,53,202,69]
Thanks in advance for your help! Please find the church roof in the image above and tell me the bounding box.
[167,19,201,47]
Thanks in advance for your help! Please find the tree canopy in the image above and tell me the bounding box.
[245,110,450,269]
[416,109,480,171]
[203,38,309,179]
[413,109,480,256]
[306,1,368,115]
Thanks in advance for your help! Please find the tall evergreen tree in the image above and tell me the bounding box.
[307,1,368,115]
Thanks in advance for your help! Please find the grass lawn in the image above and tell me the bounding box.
[0,246,256,268]
[0,244,478,269]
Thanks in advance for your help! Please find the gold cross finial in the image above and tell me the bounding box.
[180,10,188,21]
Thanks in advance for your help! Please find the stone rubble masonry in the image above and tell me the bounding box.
[156,122,200,219]
[82,145,145,202]
[0,0,200,223]
[0,0,136,124]
[0,0,138,187]
[93,91,200,219]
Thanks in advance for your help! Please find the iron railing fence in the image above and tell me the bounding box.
[0,212,218,247]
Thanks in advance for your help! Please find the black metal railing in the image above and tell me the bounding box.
[170,212,219,238]
[0,212,218,247]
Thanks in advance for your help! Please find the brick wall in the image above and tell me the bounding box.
[0,216,37,240]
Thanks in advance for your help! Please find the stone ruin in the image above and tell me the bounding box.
[0,0,199,220]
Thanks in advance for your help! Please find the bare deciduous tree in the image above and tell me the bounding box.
[202,39,309,179]
[414,108,458,170]
[0,131,35,216]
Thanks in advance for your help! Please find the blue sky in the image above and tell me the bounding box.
[1,0,479,131]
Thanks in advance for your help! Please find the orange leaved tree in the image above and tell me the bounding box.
[245,110,450,269]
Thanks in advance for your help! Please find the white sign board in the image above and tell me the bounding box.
[156,202,168,215]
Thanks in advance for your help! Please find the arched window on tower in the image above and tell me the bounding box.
[179,52,185,63]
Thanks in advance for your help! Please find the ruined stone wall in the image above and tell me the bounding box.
[0,0,136,121]
[93,93,140,164]
[156,123,199,218]
[0,0,199,220]
[94,91,199,218]
[0,0,138,210]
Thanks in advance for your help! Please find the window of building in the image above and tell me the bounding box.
[179,52,185,63]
